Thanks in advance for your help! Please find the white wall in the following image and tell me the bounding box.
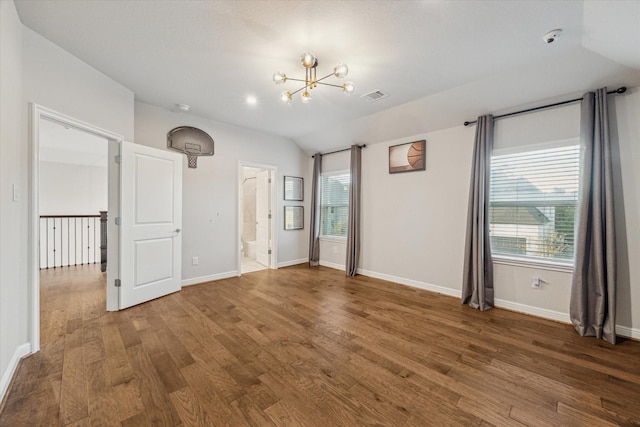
[22,27,134,141]
[358,126,474,295]
[612,86,640,335]
[134,102,310,284]
[318,88,640,339]
[39,162,107,215]
[0,6,136,401]
[0,0,29,401]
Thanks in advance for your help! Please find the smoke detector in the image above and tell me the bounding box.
[543,29,562,44]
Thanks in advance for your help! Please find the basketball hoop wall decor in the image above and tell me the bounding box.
[167,126,214,168]
[389,140,426,174]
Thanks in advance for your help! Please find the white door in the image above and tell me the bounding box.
[255,170,271,267]
[120,141,182,309]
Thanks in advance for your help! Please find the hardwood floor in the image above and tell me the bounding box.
[2,264,640,426]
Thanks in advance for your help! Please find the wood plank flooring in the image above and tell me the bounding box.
[2,264,640,426]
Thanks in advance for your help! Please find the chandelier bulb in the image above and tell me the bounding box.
[300,51,317,68]
[334,63,349,78]
[273,72,287,84]
[301,90,312,104]
[280,91,292,104]
[342,82,355,94]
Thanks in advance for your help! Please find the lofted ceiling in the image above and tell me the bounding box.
[15,1,640,154]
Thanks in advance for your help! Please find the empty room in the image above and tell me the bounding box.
[1,1,640,425]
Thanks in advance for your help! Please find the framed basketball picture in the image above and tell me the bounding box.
[389,140,426,174]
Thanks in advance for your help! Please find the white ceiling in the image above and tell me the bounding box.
[15,1,640,154]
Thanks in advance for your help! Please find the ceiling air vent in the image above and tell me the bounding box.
[361,90,389,102]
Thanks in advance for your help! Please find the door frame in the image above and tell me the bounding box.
[237,161,277,275]
[29,104,123,353]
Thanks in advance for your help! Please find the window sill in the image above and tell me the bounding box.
[320,236,347,244]
[492,255,574,273]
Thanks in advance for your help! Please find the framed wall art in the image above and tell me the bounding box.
[389,140,426,174]
[284,206,304,230]
[284,176,303,201]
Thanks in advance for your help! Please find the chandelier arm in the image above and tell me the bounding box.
[315,72,336,83]
[284,77,307,83]
[289,86,308,96]
[316,82,344,88]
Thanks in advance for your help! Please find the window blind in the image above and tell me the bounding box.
[320,172,350,238]
[489,144,580,263]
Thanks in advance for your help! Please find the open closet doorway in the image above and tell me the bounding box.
[239,163,277,274]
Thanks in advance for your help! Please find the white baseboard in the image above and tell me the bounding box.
[351,268,639,341]
[319,260,345,271]
[181,271,238,287]
[494,298,571,323]
[357,268,460,298]
[616,325,640,340]
[1,343,31,403]
[278,258,308,268]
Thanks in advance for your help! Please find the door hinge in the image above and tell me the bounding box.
[268,178,272,183]
[115,155,121,164]
[115,217,121,225]
[268,249,272,255]
[268,213,272,219]
[115,279,121,288]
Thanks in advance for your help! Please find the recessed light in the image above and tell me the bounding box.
[246,96,257,106]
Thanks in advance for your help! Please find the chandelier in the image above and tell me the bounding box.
[273,52,355,104]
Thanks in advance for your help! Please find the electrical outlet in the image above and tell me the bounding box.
[531,276,541,289]
[192,256,199,266]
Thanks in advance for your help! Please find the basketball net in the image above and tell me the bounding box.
[187,154,198,169]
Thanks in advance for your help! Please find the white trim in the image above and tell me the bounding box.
[492,137,580,156]
[237,161,278,276]
[278,258,308,268]
[30,104,124,353]
[356,268,460,298]
[0,343,31,403]
[319,260,345,271]
[493,256,574,273]
[320,169,350,176]
[351,267,638,341]
[494,298,571,323]
[617,325,640,341]
[319,236,347,244]
[181,271,238,287]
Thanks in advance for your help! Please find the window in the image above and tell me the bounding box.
[320,172,350,238]
[489,144,579,264]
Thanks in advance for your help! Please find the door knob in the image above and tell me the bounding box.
[174,228,181,233]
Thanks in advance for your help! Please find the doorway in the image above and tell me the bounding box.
[239,163,276,274]
[30,105,184,353]
[30,105,122,352]
[38,118,108,270]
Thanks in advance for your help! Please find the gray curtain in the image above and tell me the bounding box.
[462,115,494,311]
[309,154,322,266]
[346,145,362,276]
[570,88,617,344]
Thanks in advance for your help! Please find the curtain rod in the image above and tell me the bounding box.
[312,144,367,158]
[463,87,627,126]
